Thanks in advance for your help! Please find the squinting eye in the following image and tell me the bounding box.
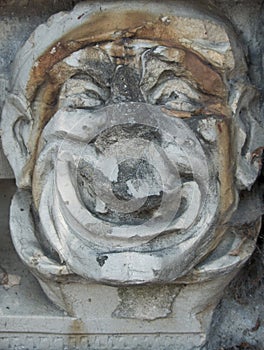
[59,77,109,109]
[148,79,201,113]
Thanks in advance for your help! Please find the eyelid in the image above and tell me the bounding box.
[149,79,200,102]
[59,78,109,109]
[147,78,201,112]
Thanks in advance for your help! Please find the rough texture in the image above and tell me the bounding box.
[0,1,263,349]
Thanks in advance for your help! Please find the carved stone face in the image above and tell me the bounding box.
[1,2,262,286]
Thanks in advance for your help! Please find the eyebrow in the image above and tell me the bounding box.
[141,47,225,98]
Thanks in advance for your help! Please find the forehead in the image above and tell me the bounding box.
[56,40,226,97]
[12,1,238,101]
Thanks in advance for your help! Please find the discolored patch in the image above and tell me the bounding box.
[112,285,181,320]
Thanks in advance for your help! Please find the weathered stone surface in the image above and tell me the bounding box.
[0,76,14,178]
[0,141,13,178]
[0,1,263,349]
[0,333,205,350]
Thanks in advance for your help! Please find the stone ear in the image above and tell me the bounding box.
[233,84,264,190]
[1,93,33,187]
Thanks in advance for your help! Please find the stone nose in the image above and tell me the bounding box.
[54,102,209,246]
[110,65,145,103]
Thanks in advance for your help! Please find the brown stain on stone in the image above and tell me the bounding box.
[184,51,225,98]
[24,8,229,186]
[174,116,236,272]
[70,319,85,333]
[207,118,237,252]
[217,118,236,219]
[27,40,82,102]
[134,14,192,45]
[68,319,87,348]
[64,10,156,42]
[201,118,237,260]
[162,108,192,119]
[205,101,230,116]
[23,11,157,179]
[25,10,157,102]
[26,9,227,103]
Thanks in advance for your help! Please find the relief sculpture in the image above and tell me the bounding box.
[1,1,263,346]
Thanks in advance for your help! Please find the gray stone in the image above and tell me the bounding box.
[0,1,263,349]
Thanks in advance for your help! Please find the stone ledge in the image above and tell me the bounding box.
[0,180,205,349]
[0,333,205,350]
